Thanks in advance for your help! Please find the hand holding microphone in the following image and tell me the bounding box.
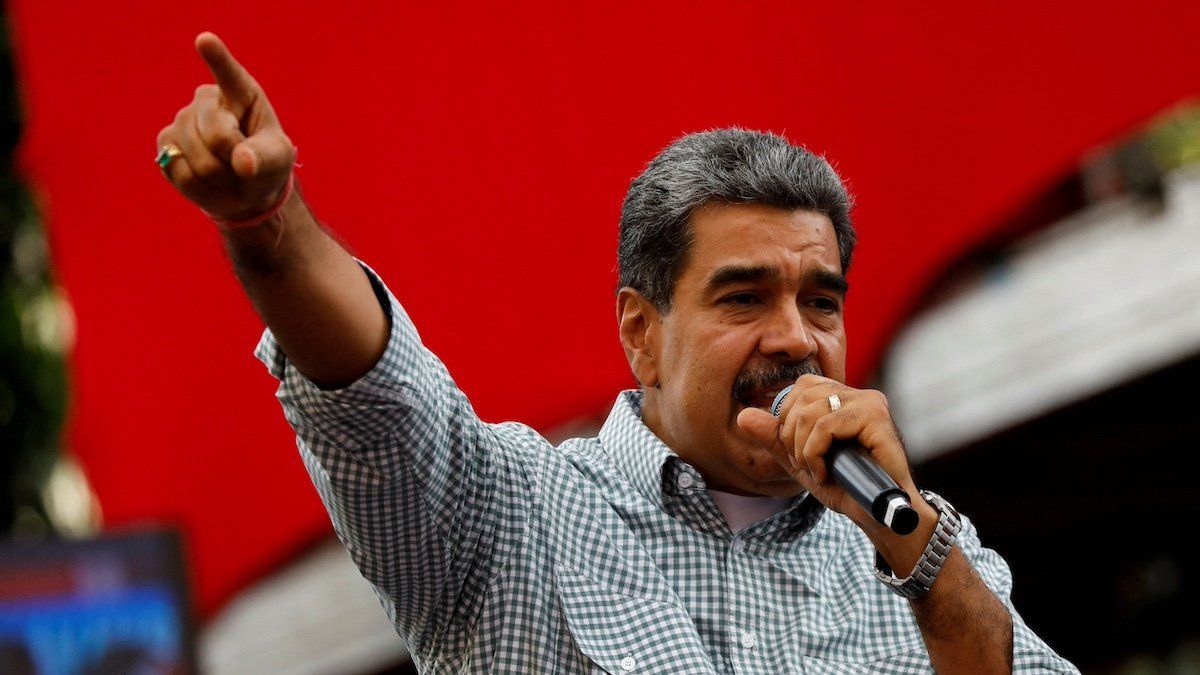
[735,375,921,536]
[770,385,918,535]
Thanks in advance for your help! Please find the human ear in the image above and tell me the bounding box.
[616,287,661,388]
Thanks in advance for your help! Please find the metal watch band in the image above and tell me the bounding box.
[873,490,962,600]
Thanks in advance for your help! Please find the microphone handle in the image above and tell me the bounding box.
[828,441,919,536]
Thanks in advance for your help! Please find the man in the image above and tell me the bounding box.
[158,32,1077,673]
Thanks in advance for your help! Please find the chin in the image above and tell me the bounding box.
[727,445,803,496]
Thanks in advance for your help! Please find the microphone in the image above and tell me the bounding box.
[770,385,919,535]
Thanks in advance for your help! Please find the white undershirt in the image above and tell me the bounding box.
[707,489,796,533]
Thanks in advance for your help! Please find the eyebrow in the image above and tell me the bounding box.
[704,264,849,296]
[705,265,780,289]
[807,269,850,296]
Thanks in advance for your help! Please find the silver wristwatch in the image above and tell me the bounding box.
[873,490,961,599]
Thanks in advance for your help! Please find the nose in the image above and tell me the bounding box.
[759,301,818,362]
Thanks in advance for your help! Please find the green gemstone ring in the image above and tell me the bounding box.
[156,145,183,170]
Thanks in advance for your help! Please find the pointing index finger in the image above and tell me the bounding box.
[195,32,259,110]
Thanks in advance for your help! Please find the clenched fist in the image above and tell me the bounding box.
[156,32,295,223]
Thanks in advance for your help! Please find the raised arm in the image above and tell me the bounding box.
[155,35,538,652]
[157,32,386,388]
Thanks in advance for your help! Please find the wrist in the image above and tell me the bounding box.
[205,172,296,230]
[221,188,313,274]
[862,491,938,575]
[873,490,964,600]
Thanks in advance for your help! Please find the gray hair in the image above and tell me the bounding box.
[617,128,856,312]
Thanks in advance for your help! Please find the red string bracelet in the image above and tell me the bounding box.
[204,171,296,230]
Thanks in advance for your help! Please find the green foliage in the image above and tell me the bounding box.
[0,8,68,536]
[1143,100,1200,173]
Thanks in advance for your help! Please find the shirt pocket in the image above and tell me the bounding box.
[797,648,933,673]
[554,564,716,674]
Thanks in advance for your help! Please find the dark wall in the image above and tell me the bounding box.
[918,353,1200,672]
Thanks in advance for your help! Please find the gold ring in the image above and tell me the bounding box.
[828,394,842,412]
[155,145,184,170]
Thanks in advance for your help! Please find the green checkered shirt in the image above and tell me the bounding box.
[256,265,1078,674]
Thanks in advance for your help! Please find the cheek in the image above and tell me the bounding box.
[702,328,760,381]
[672,321,751,368]
[666,328,755,406]
[818,332,848,380]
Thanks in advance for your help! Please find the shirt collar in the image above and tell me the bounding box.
[598,389,825,536]
[598,390,678,507]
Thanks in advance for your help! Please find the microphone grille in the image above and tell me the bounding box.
[770,385,795,418]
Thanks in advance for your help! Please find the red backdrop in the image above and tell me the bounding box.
[9,1,1200,616]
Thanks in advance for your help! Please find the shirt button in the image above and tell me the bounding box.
[676,472,695,490]
[740,631,757,649]
[620,656,637,671]
[731,539,746,554]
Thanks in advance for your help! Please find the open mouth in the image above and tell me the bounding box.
[733,384,791,413]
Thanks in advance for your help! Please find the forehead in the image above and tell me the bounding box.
[683,203,841,280]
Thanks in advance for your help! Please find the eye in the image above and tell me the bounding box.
[810,297,841,313]
[722,292,761,306]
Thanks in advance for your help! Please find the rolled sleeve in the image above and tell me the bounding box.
[254,261,445,451]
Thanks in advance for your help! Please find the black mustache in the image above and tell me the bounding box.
[732,360,822,402]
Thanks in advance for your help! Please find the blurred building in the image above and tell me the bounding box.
[881,104,1200,674]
